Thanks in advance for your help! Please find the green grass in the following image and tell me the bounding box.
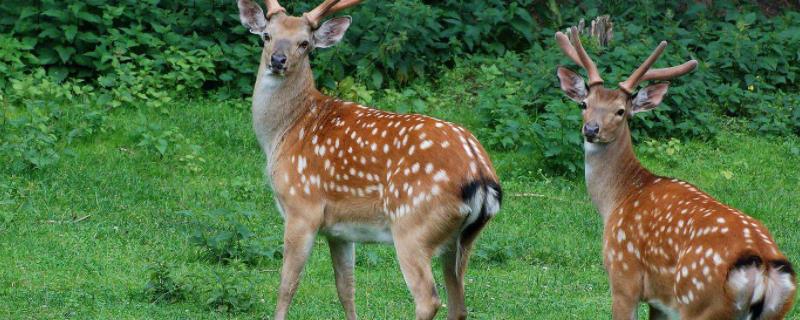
[1,99,799,319]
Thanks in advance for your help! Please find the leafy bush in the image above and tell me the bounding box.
[0,0,244,91]
[0,34,38,88]
[132,123,206,172]
[640,138,683,167]
[1,70,108,172]
[0,0,536,92]
[0,184,16,232]
[205,270,257,314]
[473,240,518,265]
[143,262,192,304]
[224,176,261,202]
[186,208,282,265]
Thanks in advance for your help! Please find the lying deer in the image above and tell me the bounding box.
[555,27,796,319]
[236,0,502,319]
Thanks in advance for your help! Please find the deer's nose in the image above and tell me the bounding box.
[271,54,287,68]
[583,123,600,140]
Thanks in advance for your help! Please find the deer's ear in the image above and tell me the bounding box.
[557,66,588,102]
[314,16,351,48]
[631,83,669,114]
[238,0,267,35]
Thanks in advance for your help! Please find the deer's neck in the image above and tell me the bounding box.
[584,126,652,223]
[251,59,316,164]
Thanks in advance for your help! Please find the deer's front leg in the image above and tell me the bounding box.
[611,295,639,320]
[328,238,357,320]
[610,275,641,320]
[274,204,322,320]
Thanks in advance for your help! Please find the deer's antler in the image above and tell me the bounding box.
[264,0,285,18]
[304,0,362,29]
[619,42,698,94]
[555,27,604,87]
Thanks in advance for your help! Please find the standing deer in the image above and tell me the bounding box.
[236,1,502,319]
[555,27,796,319]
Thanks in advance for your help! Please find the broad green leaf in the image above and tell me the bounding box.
[54,46,76,63]
[64,25,78,42]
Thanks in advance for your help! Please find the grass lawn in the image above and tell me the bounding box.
[1,98,798,319]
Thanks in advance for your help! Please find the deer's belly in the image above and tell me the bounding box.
[648,299,680,319]
[323,223,393,244]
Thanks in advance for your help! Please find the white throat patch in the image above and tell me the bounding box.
[259,72,284,92]
[584,141,604,155]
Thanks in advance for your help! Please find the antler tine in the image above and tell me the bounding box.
[554,28,604,86]
[304,0,340,28]
[619,41,667,94]
[264,0,285,18]
[304,0,361,29]
[327,0,361,15]
[555,31,584,68]
[640,60,698,82]
[568,27,604,87]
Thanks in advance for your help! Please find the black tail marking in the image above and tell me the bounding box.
[770,259,795,276]
[459,179,502,249]
[486,180,503,211]
[732,254,763,269]
[460,180,483,204]
[750,299,765,320]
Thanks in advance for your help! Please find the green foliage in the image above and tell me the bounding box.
[473,64,536,151]
[2,1,800,101]
[0,0,247,92]
[418,4,800,176]
[2,1,800,179]
[224,176,261,202]
[0,34,38,88]
[186,208,282,266]
[380,88,428,114]
[311,0,537,88]
[355,249,384,267]
[145,261,258,314]
[328,76,375,105]
[640,138,683,167]
[132,123,206,172]
[473,239,518,264]
[2,102,61,171]
[0,0,536,92]
[143,262,192,304]
[432,52,585,175]
[0,183,16,232]
[205,270,257,314]
[0,70,108,172]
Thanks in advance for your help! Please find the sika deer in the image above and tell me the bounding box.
[555,27,796,319]
[236,1,502,319]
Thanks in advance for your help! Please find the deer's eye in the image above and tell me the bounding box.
[299,40,309,49]
[616,109,625,116]
[263,33,271,42]
[579,102,587,110]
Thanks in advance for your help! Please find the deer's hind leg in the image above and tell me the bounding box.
[328,238,357,320]
[393,232,440,320]
[393,203,464,320]
[441,244,468,320]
